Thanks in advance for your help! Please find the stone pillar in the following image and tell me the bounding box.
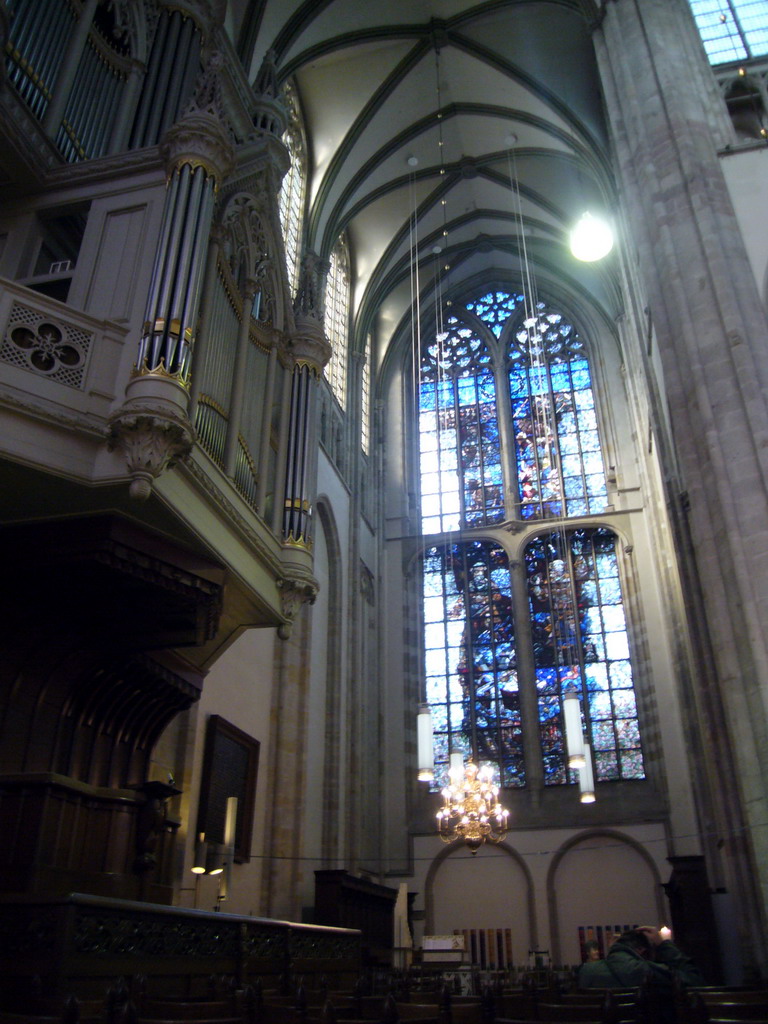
[282,252,332,547]
[108,52,234,500]
[593,0,768,972]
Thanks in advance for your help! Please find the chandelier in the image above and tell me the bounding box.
[436,754,510,854]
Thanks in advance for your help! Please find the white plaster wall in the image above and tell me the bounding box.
[553,834,662,965]
[173,624,277,916]
[406,823,668,966]
[430,845,532,965]
[300,507,331,912]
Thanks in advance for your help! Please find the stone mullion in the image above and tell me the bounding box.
[509,557,544,796]
[594,0,768,970]
[495,352,518,522]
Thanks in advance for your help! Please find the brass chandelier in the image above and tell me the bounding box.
[436,753,510,854]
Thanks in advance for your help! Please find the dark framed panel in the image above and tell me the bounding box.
[197,715,259,864]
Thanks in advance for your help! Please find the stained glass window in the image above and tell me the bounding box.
[325,235,350,409]
[278,83,306,298]
[423,540,524,790]
[417,289,643,796]
[525,527,645,784]
[509,306,608,519]
[465,290,525,337]
[420,320,503,531]
[687,1,768,64]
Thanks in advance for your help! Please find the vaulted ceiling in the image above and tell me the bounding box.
[230,1,620,366]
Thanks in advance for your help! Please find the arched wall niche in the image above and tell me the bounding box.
[547,829,666,966]
[424,842,537,965]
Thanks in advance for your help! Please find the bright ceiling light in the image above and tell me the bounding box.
[569,211,614,262]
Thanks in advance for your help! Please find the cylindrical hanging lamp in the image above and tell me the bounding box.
[417,704,434,781]
[579,744,596,803]
[563,690,586,768]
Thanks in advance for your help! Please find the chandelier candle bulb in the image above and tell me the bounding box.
[437,759,510,853]
[563,691,586,768]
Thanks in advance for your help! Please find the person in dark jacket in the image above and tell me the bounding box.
[578,926,704,1023]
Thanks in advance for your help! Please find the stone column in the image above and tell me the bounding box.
[593,0,768,971]
[108,52,234,500]
[282,252,332,547]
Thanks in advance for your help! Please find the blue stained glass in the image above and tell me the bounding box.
[578,408,598,432]
[536,668,558,693]
[560,434,579,456]
[526,527,644,784]
[571,367,591,390]
[584,634,605,660]
[605,632,629,660]
[430,704,449,730]
[612,690,637,716]
[426,649,449,676]
[529,366,548,394]
[426,677,446,704]
[582,608,602,632]
[575,390,595,410]
[621,750,645,778]
[586,473,606,496]
[580,580,598,602]
[457,377,477,402]
[425,623,447,649]
[433,733,449,760]
[595,751,618,780]
[585,664,609,690]
[550,365,570,389]
[609,661,633,688]
[558,410,577,433]
[592,721,615,747]
[596,551,618,576]
[423,596,445,623]
[602,605,627,632]
[598,577,621,604]
[448,674,464,701]
[561,454,581,476]
[617,719,641,746]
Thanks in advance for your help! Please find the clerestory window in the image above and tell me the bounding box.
[419,289,645,793]
[325,235,350,409]
[278,83,307,298]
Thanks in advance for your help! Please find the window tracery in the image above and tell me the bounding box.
[418,288,643,793]
[325,235,350,410]
[278,82,307,298]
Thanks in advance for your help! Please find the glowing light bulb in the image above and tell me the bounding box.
[569,211,614,262]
